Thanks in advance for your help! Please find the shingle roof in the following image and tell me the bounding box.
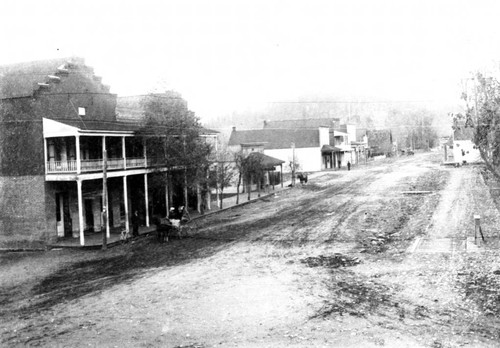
[0,57,83,99]
[228,128,320,149]
[263,118,340,130]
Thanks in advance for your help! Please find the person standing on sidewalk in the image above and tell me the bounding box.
[132,211,140,237]
[347,161,351,171]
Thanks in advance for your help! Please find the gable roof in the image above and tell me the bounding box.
[263,117,340,129]
[228,128,320,149]
[0,57,86,100]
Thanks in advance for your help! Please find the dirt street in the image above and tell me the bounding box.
[2,152,500,347]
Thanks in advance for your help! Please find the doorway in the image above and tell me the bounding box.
[84,199,94,232]
[56,193,72,237]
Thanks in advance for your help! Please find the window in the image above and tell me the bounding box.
[78,107,86,116]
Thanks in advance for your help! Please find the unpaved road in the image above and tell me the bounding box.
[2,152,500,347]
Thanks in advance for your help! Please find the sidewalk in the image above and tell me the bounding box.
[189,170,331,219]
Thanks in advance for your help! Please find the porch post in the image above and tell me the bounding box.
[43,138,48,175]
[143,138,148,168]
[103,136,110,240]
[76,135,81,174]
[123,176,129,233]
[122,136,127,170]
[165,179,170,217]
[77,179,85,246]
[280,164,283,188]
[144,174,150,227]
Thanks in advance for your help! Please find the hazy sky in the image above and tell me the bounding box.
[2,0,500,120]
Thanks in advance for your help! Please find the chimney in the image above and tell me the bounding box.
[232,126,236,132]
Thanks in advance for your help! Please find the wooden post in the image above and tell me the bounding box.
[144,174,150,227]
[123,176,129,233]
[280,164,283,188]
[474,214,482,246]
[77,180,84,246]
[122,136,127,170]
[474,215,485,245]
[76,135,81,174]
[102,141,108,250]
[165,179,170,217]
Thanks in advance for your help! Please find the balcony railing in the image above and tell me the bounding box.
[46,160,77,173]
[126,157,146,168]
[46,157,147,173]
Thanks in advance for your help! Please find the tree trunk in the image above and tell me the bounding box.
[236,173,241,205]
[247,175,251,201]
[480,148,500,181]
[257,174,261,197]
[219,187,224,209]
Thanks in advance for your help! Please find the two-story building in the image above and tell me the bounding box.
[0,58,182,248]
[228,118,357,171]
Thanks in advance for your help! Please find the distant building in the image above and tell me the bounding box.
[228,126,330,172]
[228,117,364,171]
[452,124,481,164]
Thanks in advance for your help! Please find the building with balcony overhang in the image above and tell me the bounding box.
[0,58,214,248]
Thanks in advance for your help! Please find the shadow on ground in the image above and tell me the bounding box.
[3,236,233,317]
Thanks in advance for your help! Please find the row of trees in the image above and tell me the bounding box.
[385,108,439,151]
[138,91,275,212]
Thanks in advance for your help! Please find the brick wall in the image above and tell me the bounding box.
[0,175,53,248]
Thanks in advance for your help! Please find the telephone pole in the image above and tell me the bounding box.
[102,145,108,250]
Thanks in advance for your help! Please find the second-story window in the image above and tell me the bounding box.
[78,107,86,116]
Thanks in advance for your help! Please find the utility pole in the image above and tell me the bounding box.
[102,145,108,250]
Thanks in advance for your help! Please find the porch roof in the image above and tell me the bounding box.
[247,152,285,170]
[321,145,352,153]
[43,118,140,137]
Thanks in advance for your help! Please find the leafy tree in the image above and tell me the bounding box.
[137,91,212,211]
[234,152,265,201]
[385,108,438,151]
[458,73,500,179]
[210,146,236,209]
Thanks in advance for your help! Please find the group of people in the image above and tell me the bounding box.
[155,206,190,243]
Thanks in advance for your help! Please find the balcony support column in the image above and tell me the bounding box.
[123,176,129,233]
[103,136,110,239]
[77,179,85,246]
[76,135,81,174]
[144,174,150,227]
[43,138,48,175]
[165,176,170,217]
[122,136,127,170]
[143,138,147,168]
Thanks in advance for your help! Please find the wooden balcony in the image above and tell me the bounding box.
[46,160,77,173]
[46,157,147,173]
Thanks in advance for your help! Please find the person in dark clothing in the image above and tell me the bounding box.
[347,161,351,171]
[132,211,140,237]
[338,160,341,169]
